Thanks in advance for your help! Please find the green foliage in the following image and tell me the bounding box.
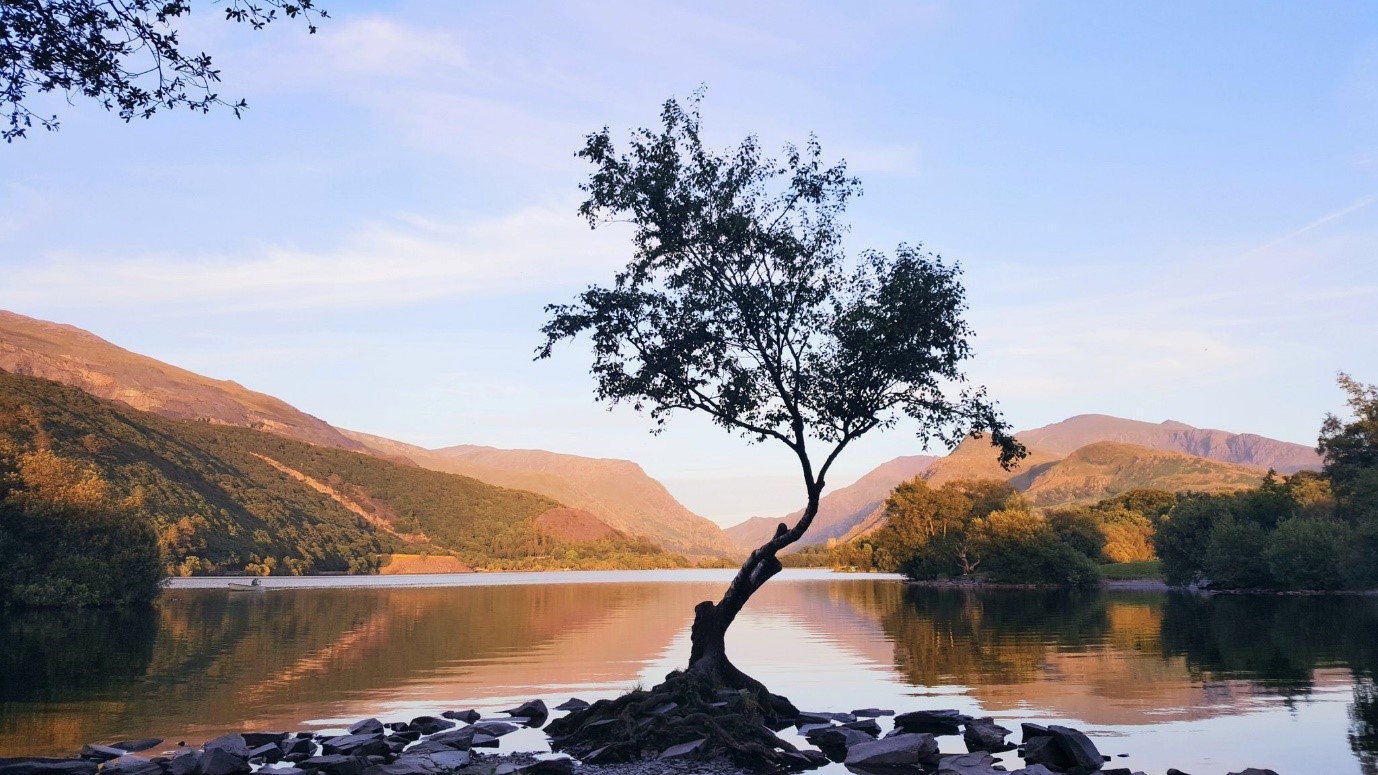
[0,446,163,607]
[0,371,684,584]
[1153,494,1221,586]
[1203,519,1274,590]
[969,508,1101,586]
[1045,507,1107,561]
[1265,518,1354,591]
[1320,373,1378,524]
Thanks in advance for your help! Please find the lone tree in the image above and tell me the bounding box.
[1,0,326,141]
[539,96,1023,767]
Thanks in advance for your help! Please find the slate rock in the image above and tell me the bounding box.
[0,761,101,775]
[109,743,162,756]
[192,749,248,775]
[280,740,314,758]
[241,734,288,749]
[469,721,518,738]
[1010,766,1058,775]
[841,719,881,737]
[795,712,834,725]
[806,726,874,760]
[553,699,589,712]
[964,717,1013,752]
[398,751,471,772]
[414,730,473,752]
[1047,725,1104,770]
[1022,736,1072,770]
[796,722,833,736]
[1166,770,1192,775]
[247,744,283,764]
[300,757,369,775]
[166,753,198,775]
[493,759,572,775]
[894,709,974,735]
[347,721,383,737]
[844,733,940,768]
[404,718,453,736]
[101,758,164,775]
[393,744,450,757]
[258,769,307,775]
[851,708,895,717]
[1021,723,1051,742]
[503,700,548,726]
[80,747,125,763]
[384,732,418,744]
[321,736,386,757]
[938,752,1005,775]
[1226,770,1280,775]
[200,737,248,760]
[438,711,479,724]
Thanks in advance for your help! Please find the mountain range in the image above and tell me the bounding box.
[1,309,1324,563]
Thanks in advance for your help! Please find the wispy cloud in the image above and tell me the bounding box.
[3,204,628,312]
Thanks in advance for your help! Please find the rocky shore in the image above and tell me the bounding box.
[0,698,1282,775]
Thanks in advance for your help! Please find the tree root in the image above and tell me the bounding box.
[545,669,825,772]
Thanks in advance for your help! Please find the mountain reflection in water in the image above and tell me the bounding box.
[1,571,1375,775]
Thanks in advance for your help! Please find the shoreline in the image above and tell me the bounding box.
[160,568,904,591]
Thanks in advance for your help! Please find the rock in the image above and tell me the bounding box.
[347,721,384,737]
[1021,723,1051,742]
[79,747,125,762]
[964,718,1013,752]
[805,726,874,757]
[553,699,588,712]
[404,718,453,736]
[439,710,480,723]
[795,712,834,725]
[841,719,881,737]
[240,734,288,749]
[470,721,519,738]
[0,763,100,775]
[796,722,833,736]
[279,740,314,758]
[109,742,162,755]
[396,751,471,773]
[1166,770,1192,775]
[851,708,895,717]
[200,737,248,760]
[258,768,307,775]
[98,758,163,775]
[503,700,549,726]
[844,733,940,768]
[247,744,283,764]
[166,753,198,775]
[1226,770,1280,775]
[192,749,248,775]
[384,732,418,744]
[320,736,386,758]
[893,709,974,735]
[1047,725,1104,771]
[493,760,572,775]
[1021,735,1072,770]
[299,757,369,775]
[938,752,1005,775]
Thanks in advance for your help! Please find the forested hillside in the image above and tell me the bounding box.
[0,370,686,592]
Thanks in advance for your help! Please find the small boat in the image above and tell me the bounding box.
[228,582,266,592]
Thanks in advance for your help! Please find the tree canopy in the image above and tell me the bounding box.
[1,0,326,141]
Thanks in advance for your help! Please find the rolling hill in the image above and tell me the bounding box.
[0,370,686,574]
[1017,441,1268,506]
[724,454,939,550]
[342,431,739,558]
[0,310,735,559]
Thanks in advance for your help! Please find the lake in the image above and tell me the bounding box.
[2,569,1375,774]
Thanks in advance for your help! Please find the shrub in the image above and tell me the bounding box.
[1203,519,1273,590]
[1265,518,1354,591]
[1046,507,1106,561]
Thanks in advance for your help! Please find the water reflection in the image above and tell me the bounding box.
[2,574,1376,774]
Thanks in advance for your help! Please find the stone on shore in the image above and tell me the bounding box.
[1226,770,1280,775]
[1010,765,1058,775]
[840,719,881,737]
[844,733,940,768]
[0,760,100,775]
[938,752,1005,775]
[494,759,573,775]
[1046,725,1105,770]
[201,737,248,760]
[100,757,164,775]
[504,700,549,727]
[1020,735,1072,771]
[964,717,1013,752]
[404,718,453,736]
[247,744,283,764]
[851,708,895,717]
[439,711,480,724]
[78,746,124,763]
[893,709,974,736]
[1021,723,1050,742]
[299,756,369,775]
[165,752,198,775]
[321,736,386,758]
[279,740,314,758]
[192,749,249,775]
[240,734,288,749]
[347,721,384,738]
[470,721,519,738]
[553,700,589,712]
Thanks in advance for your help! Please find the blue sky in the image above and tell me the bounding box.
[2,1,1376,524]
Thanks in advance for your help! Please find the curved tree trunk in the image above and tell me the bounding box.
[685,485,822,698]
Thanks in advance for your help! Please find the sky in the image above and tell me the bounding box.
[2,1,1376,525]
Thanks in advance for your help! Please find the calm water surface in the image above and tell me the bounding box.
[3,569,1376,775]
